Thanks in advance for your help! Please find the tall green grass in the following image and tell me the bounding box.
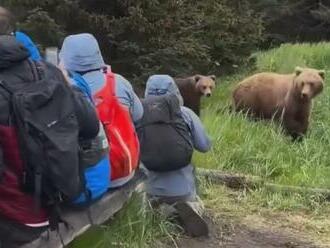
[70,194,177,248]
[72,43,330,247]
[195,42,330,189]
[256,42,330,73]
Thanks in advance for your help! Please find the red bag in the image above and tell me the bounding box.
[94,69,140,182]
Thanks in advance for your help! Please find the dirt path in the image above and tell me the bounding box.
[157,185,330,248]
[175,214,323,248]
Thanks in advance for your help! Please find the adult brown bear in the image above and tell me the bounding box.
[232,67,325,140]
[175,75,216,116]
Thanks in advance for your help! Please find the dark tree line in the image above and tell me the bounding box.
[2,0,330,84]
[252,0,330,46]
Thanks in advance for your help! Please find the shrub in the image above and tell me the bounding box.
[2,0,263,83]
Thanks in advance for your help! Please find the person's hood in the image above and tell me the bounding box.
[0,35,29,70]
[15,31,41,61]
[145,75,183,105]
[59,33,105,72]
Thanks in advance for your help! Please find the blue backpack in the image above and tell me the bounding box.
[69,72,111,205]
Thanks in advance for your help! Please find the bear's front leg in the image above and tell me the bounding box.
[283,118,308,142]
[290,132,304,142]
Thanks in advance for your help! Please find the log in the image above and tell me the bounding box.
[196,168,261,189]
[196,168,330,201]
[263,183,330,201]
[21,169,146,248]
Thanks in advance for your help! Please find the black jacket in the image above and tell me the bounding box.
[0,35,99,140]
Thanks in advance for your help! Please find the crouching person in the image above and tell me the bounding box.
[137,75,211,237]
[59,33,143,188]
[60,63,111,206]
[0,36,99,248]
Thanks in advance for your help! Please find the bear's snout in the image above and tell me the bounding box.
[206,93,212,97]
[301,92,309,99]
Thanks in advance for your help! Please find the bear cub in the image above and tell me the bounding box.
[232,67,325,140]
[175,75,216,116]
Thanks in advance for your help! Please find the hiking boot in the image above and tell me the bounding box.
[158,203,177,219]
[175,201,209,237]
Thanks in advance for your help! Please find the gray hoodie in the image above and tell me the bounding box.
[144,75,211,198]
[59,33,143,123]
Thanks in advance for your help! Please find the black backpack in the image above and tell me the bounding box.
[137,94,193,172]
[0,62,83,227]
[0,148,4,183]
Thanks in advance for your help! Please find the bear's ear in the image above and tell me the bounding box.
[209,75,216,81]
[295,66,303,76]
[194,75,201,82]
[318,70,326,80]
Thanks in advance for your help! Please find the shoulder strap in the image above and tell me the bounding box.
[27,59,43,81]
[105,67,116,97]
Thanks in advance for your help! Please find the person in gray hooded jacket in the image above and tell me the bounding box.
[141,75,211,237]
[59,33,144,188]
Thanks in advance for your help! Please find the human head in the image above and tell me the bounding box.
[145,75,183,105]
[0,6,16,35]
[59,33,105,72]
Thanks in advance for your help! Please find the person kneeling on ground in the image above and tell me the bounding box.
[137,75,211,237]
[0,9,99,247]
[59,33,143,188]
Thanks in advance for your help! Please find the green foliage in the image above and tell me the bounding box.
[1,0,263,82]
[69,193,177,248]
[250,0,330,47]
[256,42,330,73]
[110,0,263,81]
[194,42,330,189]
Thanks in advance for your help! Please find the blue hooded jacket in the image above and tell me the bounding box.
[59,33,143,188]
[15,31,41,61]
[59,33,143,123]
[144,75,211,199]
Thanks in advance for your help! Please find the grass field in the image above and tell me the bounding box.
[73,43,330,247]
[195,42,330,191]
[70,193,178,248]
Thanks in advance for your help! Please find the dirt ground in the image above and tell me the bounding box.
[175,212,325,248]
[156,186,330,248]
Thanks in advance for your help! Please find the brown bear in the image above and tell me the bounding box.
[175,75,216,116]
[232,67,325,140]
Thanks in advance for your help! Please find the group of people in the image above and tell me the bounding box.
[0,6,211,247]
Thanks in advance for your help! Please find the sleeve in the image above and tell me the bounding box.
[115,74,144,123]
[181,106,211,153]
[130,90,144,123]
[71,87,100,140]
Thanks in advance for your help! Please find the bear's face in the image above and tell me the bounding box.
[294,67,325,101]
[195,75,216,97]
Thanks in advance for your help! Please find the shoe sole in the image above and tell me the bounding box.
[175,202,209,237]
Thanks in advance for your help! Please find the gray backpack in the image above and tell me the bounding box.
[137,94,193,172]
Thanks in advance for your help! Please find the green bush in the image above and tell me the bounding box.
[2,0,263,83]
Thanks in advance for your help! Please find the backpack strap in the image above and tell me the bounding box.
[104,67,116,97]
[27,59,44,81]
